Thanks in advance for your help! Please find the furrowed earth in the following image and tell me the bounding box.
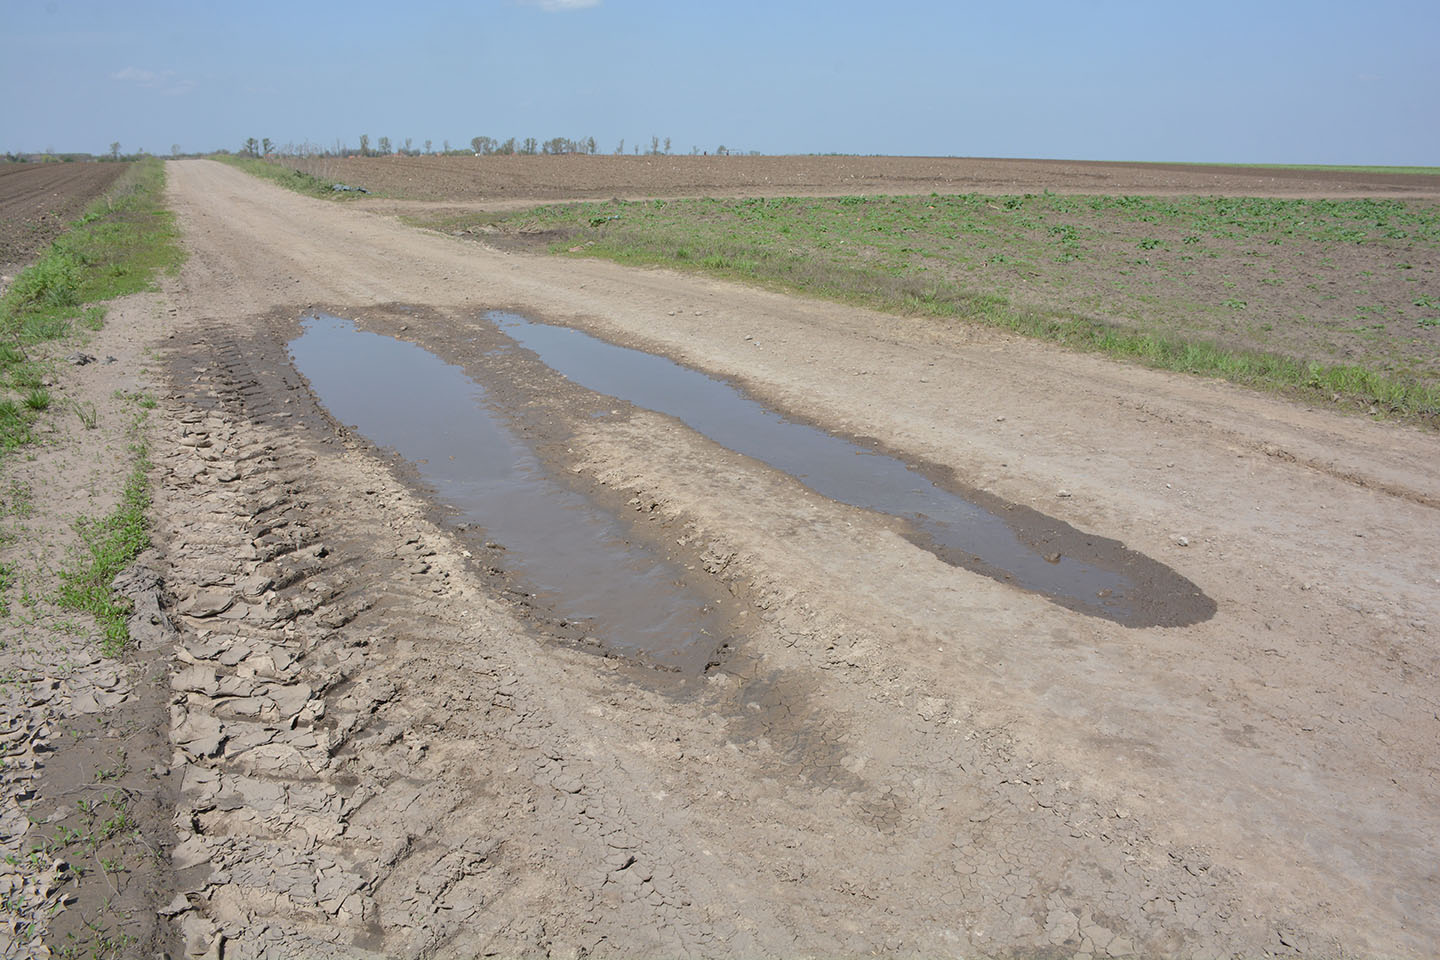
[3,157,1438,958]
[0,162,126,280]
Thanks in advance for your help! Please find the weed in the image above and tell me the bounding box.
[68,399,99,430]
[23,388,50,411]
[55,454,151,655]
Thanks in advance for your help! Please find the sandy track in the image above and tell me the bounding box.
[150,159,1440,958]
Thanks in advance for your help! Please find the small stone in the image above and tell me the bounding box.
[1056,489,1072,498]
[1044,552,1061,563]
[1174,536,1189,547]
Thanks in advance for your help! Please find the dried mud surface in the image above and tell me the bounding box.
[0,162,125,273]
[22,158,1440,958]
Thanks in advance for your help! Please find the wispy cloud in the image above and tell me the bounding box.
[520,0,600,11]
[110,66,195,96]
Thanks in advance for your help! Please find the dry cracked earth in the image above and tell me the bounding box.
[3,159,1439,958]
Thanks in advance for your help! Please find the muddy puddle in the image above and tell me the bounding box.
[491,311,1214,627]
[289,313,728,671]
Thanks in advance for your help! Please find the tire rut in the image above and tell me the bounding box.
[154,324,735,958]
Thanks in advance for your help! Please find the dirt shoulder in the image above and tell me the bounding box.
[127,159,1440,957]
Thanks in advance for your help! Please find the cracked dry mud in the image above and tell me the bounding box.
[18,158,1440,958]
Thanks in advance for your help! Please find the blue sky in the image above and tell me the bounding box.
[3,0,1437,163]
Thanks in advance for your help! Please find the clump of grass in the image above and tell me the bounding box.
[0,399,31,449]
[22,388,49,411]
[56,454,151,656]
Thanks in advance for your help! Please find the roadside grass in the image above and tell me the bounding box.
[212,154,366,199]
[55,446,150,657]
[451,193,1440,426]
[0,160,177,648]
[0,158,183,452]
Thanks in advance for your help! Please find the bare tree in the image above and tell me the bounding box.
[443,139,451,153]
[424,139,432,154]
[650,135,660,155]
[109,141,121,160]
[664,137,671,154]
[403,137,413,155]
[171,144,181,158]
[615,139,624,155]
[359,134,371,156]
[378,136,392,155]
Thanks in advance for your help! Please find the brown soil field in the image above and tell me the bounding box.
[271,154,1440,210]
[0,161,126,270]
[6,158,1439,958]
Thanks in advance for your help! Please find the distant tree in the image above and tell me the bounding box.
[521,137,537,155]
[614,139,624,155]
[634,144,640,155]
[471,136,497,155]
[262,137,274,155]
[171,144,181,158]
[650,135,660,155]
[716,144,728,156]
[424,139,432,154]
[404,137,413,154]
[109,141,120,160]
[691,145,699,155]
[242,137,259,157]
[359,134,371,156]
[443,139,451,153]
[664,137,671,154]
[497,137,516,155]
[585,136,597,155]
[378,136,392,155]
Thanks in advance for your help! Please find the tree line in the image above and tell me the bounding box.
[232,135,755,159]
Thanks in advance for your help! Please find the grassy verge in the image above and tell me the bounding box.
[56,446,151,657]
[212,154,364,199]
[0,158,183,452]
[447,193,1440,426]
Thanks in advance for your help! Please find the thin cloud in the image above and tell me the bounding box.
[520,0,600,11]
[111,66,195,95]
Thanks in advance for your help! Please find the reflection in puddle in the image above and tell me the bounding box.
[491,311,1214,627]
[289,313,726,671]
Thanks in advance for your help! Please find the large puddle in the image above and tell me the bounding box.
[491,311,1214,627]
[289,314,729,671]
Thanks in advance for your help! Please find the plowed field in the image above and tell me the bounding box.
[271,153,1440,208]
[0,161,125,268]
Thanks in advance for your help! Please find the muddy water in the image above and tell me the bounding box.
[491,311,1214,627]
[289,314,727,671]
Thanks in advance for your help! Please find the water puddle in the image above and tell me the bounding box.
[289,313,729,671]
[491,311,1214,627]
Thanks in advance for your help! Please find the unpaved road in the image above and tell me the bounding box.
[131,159,1440,957]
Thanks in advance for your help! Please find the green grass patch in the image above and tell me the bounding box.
[448,193,1440,426]
[213,154,364,199]
[55,452,151,657]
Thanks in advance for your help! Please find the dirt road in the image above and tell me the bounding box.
[133,159,1440,957]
